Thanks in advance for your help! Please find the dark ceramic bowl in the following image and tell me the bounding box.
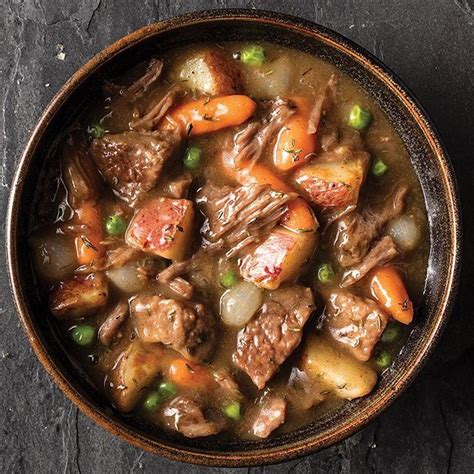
[6,9,461,467]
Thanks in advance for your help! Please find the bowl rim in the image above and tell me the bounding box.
[5,8,462,467]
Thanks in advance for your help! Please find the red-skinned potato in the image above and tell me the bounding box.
[294,147,369,208]
[126,197,194,261]
[240,226,317,290]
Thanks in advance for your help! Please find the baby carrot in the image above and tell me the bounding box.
[167,358,213,391]
[161,95,257,136]
[73,200,104,265]
[273,97,316,172]
[370,266,414,324]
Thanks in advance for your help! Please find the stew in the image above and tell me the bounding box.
[29,42,428,439]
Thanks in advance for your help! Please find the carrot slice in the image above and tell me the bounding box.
[281,198,318,233]
[167,358,214,391]
[73,200,104,265]
[161,95,257,136]
[370,266,414,324]
[273,97,316,172]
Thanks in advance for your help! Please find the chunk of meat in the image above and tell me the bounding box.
[123,58,164,102]
[240,227,317,290]
[340,236,399,287]
[62,151,101,206]
[108,340,166,412]
[90,130,180,205]
[130,294,217,362]
[248,394,286,439]
[324,290,388,361]
[162,395,226,438]
[126,197,194,261]
[334,186,407,267]
[223,99,295,171]
[86,246,142,272]
[98,300,129,346]
[155,259,194,299]
[49,273,108,320]
[307,74,337,135]
[233,285,314,389]
[130,89,178,131]
[179,49,242,96]
[164,173,193,199]
[294,146,370,208]
[197,183,295,257]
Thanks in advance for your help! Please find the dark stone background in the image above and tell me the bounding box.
[1,1,473,472]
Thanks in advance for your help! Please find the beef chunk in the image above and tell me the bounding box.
[233,285,314,389]
[49,273,108,320]
[198,183,295,257]
[162,395,226,438]
[324,290,388,361]
[98,300,129,346]
[179,49,242,96]
[109,340,166,412]
[334,185,407,267]
[247,394,287,439]
[90,130,180,205]
[340,235,399,287]
[130,295,217,362]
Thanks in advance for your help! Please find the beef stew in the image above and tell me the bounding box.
[29,42,428,440]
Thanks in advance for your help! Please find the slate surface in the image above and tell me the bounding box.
[1,1,473,472]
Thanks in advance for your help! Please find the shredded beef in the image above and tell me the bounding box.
[198,183,295,257]
[340,235,399,287]
[98,300,129,346]
[334,186,407,267]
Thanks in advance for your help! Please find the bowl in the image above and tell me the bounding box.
[6,9,461,467]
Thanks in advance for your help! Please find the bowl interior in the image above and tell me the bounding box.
[8,11,460,465]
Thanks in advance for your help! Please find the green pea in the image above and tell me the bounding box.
[240,45,266,66]
[372,158,389,177]
[158,381,177,399]
[317,263,335,284]
[221,270,238,288]
[88,123,105,139]
[143,391,162,412]
[223,401,241,421]
[348,105,372,130]
[374,350,392,370]
[381,322,403,343]
[105,215,127,236]
[183,146,202,169]
[70,325,96,347]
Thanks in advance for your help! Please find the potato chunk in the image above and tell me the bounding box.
[301,335,377,400]
[240,227,317,290]
[108,341,166,412]
[294,147,369,208]
[126,197,194,261]
[179,49,242,96]
[49,273,108,320]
